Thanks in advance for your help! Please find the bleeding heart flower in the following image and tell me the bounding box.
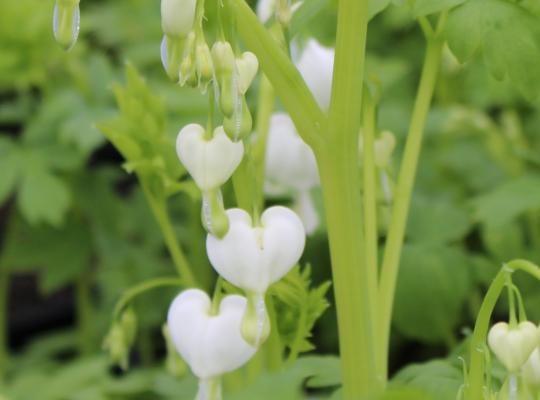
[265,113,319,195]
[167,289,257,379]
[176,124,244,191]
[236,52,259,95]
[488,321,539,372]
[295,39,334,111]
[206,206,306,294]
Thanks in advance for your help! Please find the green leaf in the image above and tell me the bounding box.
[17,165,70,227]
[393,244,471,343]
[392,360,463,400]
[0,137,19,204]
[471,174,540,228]
[2,216,91,293]
[407,196,472,244]
[446,0,540,100]
[411,0,466,17]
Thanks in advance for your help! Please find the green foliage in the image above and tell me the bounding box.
[271,265,331,354]
[446,0,540,100]
[393,244,471,343]
[97,65,185,200]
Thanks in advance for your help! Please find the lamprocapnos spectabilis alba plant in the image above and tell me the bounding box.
[54,0,540,398]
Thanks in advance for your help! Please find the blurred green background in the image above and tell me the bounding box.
[1,0,540,399]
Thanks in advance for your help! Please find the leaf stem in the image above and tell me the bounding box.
[142,184,197,287]
[377,36,444,380]
[113,277,184,320]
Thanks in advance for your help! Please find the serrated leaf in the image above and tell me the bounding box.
[446,0,540,100]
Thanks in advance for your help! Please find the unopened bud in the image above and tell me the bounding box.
[223,97,252,141]
[196,40,214,93]
[241,293,270,347]
[161,35,186,82]
[53,0,80,51]
[212,41,236,116]
[201,189,230,238]
[161,0,197,38]
[179,33,197,86]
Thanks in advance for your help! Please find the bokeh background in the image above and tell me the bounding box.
[1,0,540,398]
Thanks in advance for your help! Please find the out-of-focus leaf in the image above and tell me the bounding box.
[393,244,471,343]
[392,360,463,400]
[407,195,472,244]
[471,174,540,229]
[411,0,466,17]
[446,0,540,100]
[2,216,91,293]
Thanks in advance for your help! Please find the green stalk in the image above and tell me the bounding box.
[315,0,378,397]
[0,262,8,381]
[76,270,94,356]
[465,260,540,399]
[377,36,444,380]
[142,184,197,287]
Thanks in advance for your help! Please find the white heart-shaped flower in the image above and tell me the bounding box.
[488,321,539,372]
[167,289,257,379]
[206,206,306,294]
[160,0,196,38]
[176,124,244,191]
[295,39,334,111]
[236,52,259,94]
[265,113,319,195]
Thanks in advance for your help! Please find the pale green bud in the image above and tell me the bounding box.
[212,41,236,116]
[201,189,229,238]
[161,35,186,82]
[223,97,252,141]
[196,40,214,93]
[179,32,197,87]
[241,293,270,347]
[160,0,197,38]
[52,0,81,51]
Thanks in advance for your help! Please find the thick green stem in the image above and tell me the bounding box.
[0,262,8,381]
[465,260,540,399]
[316,0,378,397]
[377,37,444,380]
[76,270,94,356]
[142,184,197,287]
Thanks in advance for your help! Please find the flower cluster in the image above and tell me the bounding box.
[160,1,307,397]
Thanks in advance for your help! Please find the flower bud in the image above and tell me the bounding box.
[201,189,230,238]
[374,131,396,168]
[196,40,214,93]
[161,35,186,82]
[488,321,539,372]
[160,0,197,38]
[223,97,253,141]
[212,41,236,116]
[103,308,137,370]
[53,0,81,51]
[236,52,259,94]
[241,292,271,347]
[179,32,197,86]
